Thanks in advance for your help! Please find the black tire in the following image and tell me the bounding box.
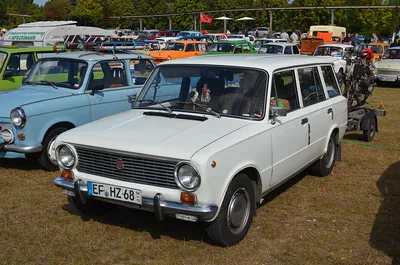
[363,117,376,142]
[206,174,255,247]
[311,133,337,177]
[69,196,115,216]
[38,127,68,171]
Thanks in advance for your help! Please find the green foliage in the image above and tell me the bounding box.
[71,0,103,26]
[43,0,71,21]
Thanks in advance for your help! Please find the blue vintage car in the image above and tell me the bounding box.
[0,51,155,170]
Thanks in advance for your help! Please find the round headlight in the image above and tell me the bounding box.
[56,145,76,169]
[174,163,201,191]
[2,129,14,143]
[10,107,26,129]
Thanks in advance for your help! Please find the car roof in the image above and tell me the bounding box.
[160,54,332,71]
[318,44,354,48]
[261,42,296,47]
[41,51,153,61]
[173,40,207,44]
[360,43,389,46]
[388,46,400,50]
[0,46,54,53]
[219,39,248,44]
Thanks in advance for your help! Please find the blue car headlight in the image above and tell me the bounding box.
[10,107,26,129]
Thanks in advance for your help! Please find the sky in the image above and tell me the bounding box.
[34,0,48,6]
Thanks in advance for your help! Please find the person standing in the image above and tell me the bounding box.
[255,29,259,39]
[342,33,351,44]
[244,32,250,42]
[372,32,378,43]
[391,36,399,47]
[290,30,298,43]
[280,30,289,40]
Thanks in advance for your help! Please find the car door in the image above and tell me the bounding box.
[2,52,35,90]
[87,59,153,121]
[297,66,333,163]
[320,65,347,129]
[270,69,309,186]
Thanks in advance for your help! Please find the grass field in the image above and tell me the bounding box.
[0,87,399,265]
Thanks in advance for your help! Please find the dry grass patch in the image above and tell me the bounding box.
[0,88,399,265]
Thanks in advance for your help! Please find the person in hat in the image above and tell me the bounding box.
[0,28,6,45]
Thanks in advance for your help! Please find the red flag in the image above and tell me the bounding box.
[200,13,213,24]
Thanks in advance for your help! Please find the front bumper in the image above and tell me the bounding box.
[3,143,42,153]
[53,176,218,222]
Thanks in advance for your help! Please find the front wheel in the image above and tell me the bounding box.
[37,127,68,171]
[311,133,337,177]
[206,174,255,246]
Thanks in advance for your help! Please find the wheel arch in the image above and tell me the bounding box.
[42,121,76,143]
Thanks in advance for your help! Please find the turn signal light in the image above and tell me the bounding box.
[61,170,74,181]
[181,192,196,204]
[17,133,25,140]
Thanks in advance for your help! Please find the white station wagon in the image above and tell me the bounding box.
[53,55,348,246]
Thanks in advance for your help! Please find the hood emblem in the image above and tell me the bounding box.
[116,158,124,170]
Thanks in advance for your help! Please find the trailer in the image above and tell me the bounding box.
[347,103,386,142]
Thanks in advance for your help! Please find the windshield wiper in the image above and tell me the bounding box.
[23,80,37,86]
[39,80,57,89]
[177,101,221,118]
[137,99,172,113]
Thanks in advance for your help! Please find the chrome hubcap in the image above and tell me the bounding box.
[370,121,375,138]
[324,138,335,169]
[227,188,250,234]
[47,137,57,164]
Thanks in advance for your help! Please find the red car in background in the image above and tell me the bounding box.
[156,31,175,38]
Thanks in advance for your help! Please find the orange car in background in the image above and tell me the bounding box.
[150,40,207,64]
[358,43,390,61]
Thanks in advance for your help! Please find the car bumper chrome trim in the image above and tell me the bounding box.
[4,143,42,153]
[53,176,218,221]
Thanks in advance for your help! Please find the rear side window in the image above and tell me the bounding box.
[6,53,35,76]
[293,46,300,54]
[129,59,154,85]
[284,46,292,54]
[298,67,326,107]
[271,70,300,112]
[321,66,341,98]
[89,61,128,90]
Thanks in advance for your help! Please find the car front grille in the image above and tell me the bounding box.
[377,69,398,75]
[75,146,179,189]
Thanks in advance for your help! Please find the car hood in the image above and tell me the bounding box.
[0,85,72,118]
[376,59,400,70]
[313,55,341,62]
[60,110,249,160]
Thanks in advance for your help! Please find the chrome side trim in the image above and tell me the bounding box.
[4,143,42,153]
[53,176,218,221]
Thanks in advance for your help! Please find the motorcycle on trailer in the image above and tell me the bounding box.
[342,49,386,142]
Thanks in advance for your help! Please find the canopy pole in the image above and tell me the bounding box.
[269,10,273,37]
[169,16,172,30]
[140,18,143,31]
[224,13,227,32]
[194,16,197,31]
[331,8,335,25]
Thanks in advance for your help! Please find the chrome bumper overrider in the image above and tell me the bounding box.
[53,176,218,222]
[4,143,42,153]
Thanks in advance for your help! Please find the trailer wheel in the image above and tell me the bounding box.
[363,116,376,142]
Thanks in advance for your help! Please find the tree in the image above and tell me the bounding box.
[43,0,72,21]
[71,0,103,26]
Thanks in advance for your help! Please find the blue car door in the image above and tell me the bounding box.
[87,59,154,121]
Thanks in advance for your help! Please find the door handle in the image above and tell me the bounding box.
[327,108,333,114]
[301,118,308,125]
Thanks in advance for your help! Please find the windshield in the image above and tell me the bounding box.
[313,47,344,57]
[167,43,185,51]
[27,59,88,89]
[360,45,383,54]
[209,43,235,52]
[0,52,7,73]
[177,32,191,37]
[134,65,268,119]
[383,49,400,59]
[258,45,283,54]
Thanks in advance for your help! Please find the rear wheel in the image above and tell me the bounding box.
[206,174,255,246]
[311,133,337,177]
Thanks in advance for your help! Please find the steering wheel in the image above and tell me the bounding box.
[303,91,317,102]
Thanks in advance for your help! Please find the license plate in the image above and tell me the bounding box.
[379,76,396,82]
[87,181,142,205]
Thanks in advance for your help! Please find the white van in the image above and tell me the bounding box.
[4,21,116,47]
[310,25,346,38]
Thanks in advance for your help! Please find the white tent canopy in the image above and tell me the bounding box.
[236,17,255,21]
[215,16,233,20]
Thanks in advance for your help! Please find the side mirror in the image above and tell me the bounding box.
[3,70,13,79]
[127,93,137,106]
[89,83,104,95]
[270,106,287,117]
[22,77,27,83]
